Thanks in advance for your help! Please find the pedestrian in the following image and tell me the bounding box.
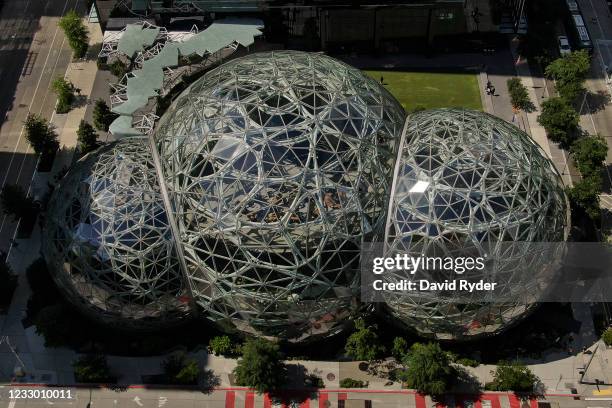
[380,76,384,84]
[490,85,495,95]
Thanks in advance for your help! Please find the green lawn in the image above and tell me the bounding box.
[364,71,482,112]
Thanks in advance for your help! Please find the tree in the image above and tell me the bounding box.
[73,354,114,383]
[162,352,200,385]
[52,77,76,113]
[58,10,89,58]
[507,77,533,111]
[487,361,539,392]
[400,342,454,395]
[392,337,409,361]
[34,304,76,347]
[570,135,608,178]
[339,378,366,388]
[537,97,579,148]
[233,338,286,393]
[568,174,602,220]
[23,113,59,156]
[603,328,612,346]
[0,184,38,220]
[344,319,385,361]
[93,99,116,131]
[77,120,98,154]
[209,335,235,356]
[545,50,591,101]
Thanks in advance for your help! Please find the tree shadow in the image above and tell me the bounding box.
[453,367,484,395]
[198,368,221,394]
[585,90,611,113]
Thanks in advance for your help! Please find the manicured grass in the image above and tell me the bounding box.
[364,70,482,112]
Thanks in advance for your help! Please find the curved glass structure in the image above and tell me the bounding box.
[43,139,191,329]
[153,51,405,340]
[382,109,569,340]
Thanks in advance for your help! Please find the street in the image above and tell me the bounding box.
[0,0,78,253]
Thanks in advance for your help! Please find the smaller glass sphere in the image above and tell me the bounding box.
[382,109,569,340]
[42,139,191,328]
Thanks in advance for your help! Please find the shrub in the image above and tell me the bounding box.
[456,357,480,367]
[344,319,385,361]
[488,361,539,392]
[339,378,366,388]
[73,354,114,383]
[392,337,409,361]
[109,60,128,79]
[603,328,612,346]
[162,352,200,385]
[52,77,76,114]
[400,342,454,395]
[507,77,533,111]
[208,335,237,357]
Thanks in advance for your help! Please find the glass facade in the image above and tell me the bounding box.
[382,109,570,340]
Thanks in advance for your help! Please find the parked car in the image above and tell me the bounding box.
[558,36,572,56]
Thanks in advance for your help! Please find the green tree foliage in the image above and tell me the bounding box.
[208,335,237,357]
[537,97,579,148]
[24,113,59,156]
[109,60,128,79]
[487,361,539,392]
[162,352,200,385]
[58,10,89,58]
[545,50,591,101]
[507,77,533,111]
[568,174,602,220]
[344,319,386,361]
[339,378,366,388]
[0,184,38,220]
[391,337,410,361]
[34,304,75,347]
[93,99,116,131]
[73,354,114,383]
[570,135,608,178]
[603,328,612,346]
[400,342,454,395]
[77,120,98,154]
[233,338,286,393]
[52,77,76,113]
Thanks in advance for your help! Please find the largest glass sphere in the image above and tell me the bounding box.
[154,51,405,340]
[382,109,569,340]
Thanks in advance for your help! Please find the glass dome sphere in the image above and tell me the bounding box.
[42,138,191,328]
[153,51,406,340]
[382,109,569,340]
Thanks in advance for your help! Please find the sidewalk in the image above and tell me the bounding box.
[0,18,103,384]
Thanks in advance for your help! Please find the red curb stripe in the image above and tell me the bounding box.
[415,393,426,408]
[264,393,272,408]
[226,391,236,408]
[319,392,329,408]
[246,392,255,408]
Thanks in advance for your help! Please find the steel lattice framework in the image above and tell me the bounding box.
[382,109,570,340]
[153,51,405,340]
[43,138,191,328]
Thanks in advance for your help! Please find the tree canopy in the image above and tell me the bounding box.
[77,120,98,154]
[400,342,454,395]
[568,174,602,220]
[570,135,608,178]
[52,77,76,113]
[93,99,117,131]
[24,113,59,156]
[487,361,539,392]
[344,318,385,361]
[545,50,591,101]
[233,338,286,393]
[58,10,89,58]
[507,77,533,111]
[0,184,38,220]
[73,354,114,383]
[537,97,579,148]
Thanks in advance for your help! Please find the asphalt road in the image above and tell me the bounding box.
[0,0,80,253]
